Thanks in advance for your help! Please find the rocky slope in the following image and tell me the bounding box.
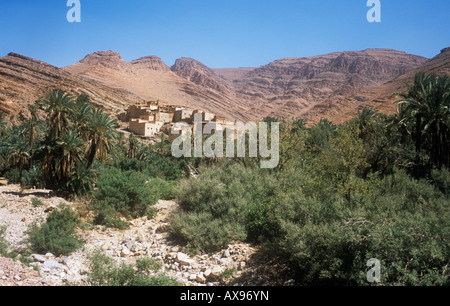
[0,183,293,286]
[0,52,141,124]
[312,47,450,123]
[212,48,428,120]
[65,51,251,122]
[1,48,447,125]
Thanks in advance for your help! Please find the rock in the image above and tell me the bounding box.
[176,252,194,266]
[31,254,46,263]
[133,250,145,256]
[211,266,223,279]
[124,240,136,250]
[196,274,206,283]
[44,253,54,259]
[42,260,62,270]
[222,250,231,258]
[189,274,197,281]
[203,269,212,279]
[44,206,56,213]
[121,247,131,257]
[101,242,111,251]
[219,258,233,266]
[238,261,246,270]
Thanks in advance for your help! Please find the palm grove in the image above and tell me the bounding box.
[0,72,449,286]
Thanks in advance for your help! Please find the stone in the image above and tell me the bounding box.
[222,250,231,258]
[176,252,195,266]
[203,269,212,279]
[121,247,131,257]
[42,260,62,270]
[238,261,246,270]
[196,274,206,283]
[189,274,197,281]
[211,266,223,279]
[44,206,56,213]
[101,242,111,251]
[31,254,46,263]
[219,258,233,266]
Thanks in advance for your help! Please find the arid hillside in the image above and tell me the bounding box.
[2,48,448,124]
[212,48,429,120]
[65,51,251,122]
[310,47,450,123]
[0,53,141,124]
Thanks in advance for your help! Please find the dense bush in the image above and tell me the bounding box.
[0,226,9,257]
[170,163,279,253]
[91,167,174,228]
[169,121,450,285]
[268,169,449,285]
[26,205,83,256]
[87,251,180,286]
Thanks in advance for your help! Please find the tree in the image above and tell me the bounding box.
[396,72,450,169]
[38,89,75,140]
[85,108,118,168]
[56,131,85,181]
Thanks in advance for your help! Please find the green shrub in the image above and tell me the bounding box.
[26,205,83,256]
[20,165,43,189]
[87,251,180,286]
[4,168,21,184]
[170,212,246,254]
[31,197,45,207]
[0,226,9,257]
[170,164,279,253]
[265,169,449,286]
[91,167,174,228]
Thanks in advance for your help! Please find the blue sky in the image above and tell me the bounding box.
[1,0,449,68]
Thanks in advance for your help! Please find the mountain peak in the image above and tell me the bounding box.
[78,50,125,67]
[440,47,450,54]
[171,57,230,93]
[130,55,170,71]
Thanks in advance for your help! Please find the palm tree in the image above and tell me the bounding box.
[85,108,118,168]
[39,89,75,140]
[8,137,30,177]
[396,72,450,169]
[56,131,85,181]
[0,114,8,137]
[127,134,139,159]
[73,97,94,140]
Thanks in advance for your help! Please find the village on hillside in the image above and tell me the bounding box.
[117,100,233,140]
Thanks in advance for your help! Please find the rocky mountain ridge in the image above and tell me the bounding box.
[1,47,449,124]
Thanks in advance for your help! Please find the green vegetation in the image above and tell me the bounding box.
[169,72,450,285]
[0,72,448,286]
[87,251,180,286]
[26,205,84,256]
[0,226,9,257]
[31,197,45,207]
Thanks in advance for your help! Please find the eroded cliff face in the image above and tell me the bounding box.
[0,52,139,123]
[2,47,447,124]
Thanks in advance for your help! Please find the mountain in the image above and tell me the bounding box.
[1,48,446,125]
[212,49,428,120]
[0,52,141,123]
[65,51,251,122]
[311,47,450,123]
